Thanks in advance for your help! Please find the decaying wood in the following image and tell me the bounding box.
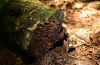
[28,20,67,61]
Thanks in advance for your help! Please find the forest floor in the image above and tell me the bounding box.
[0,0,100,65]
[43,0,100,65]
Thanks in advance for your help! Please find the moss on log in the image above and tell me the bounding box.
[0,0,65,50]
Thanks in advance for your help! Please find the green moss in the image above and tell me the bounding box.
[9,0,56,50]
[0,0,58,50]
[38,8,56,22]
[19,8,56,49]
